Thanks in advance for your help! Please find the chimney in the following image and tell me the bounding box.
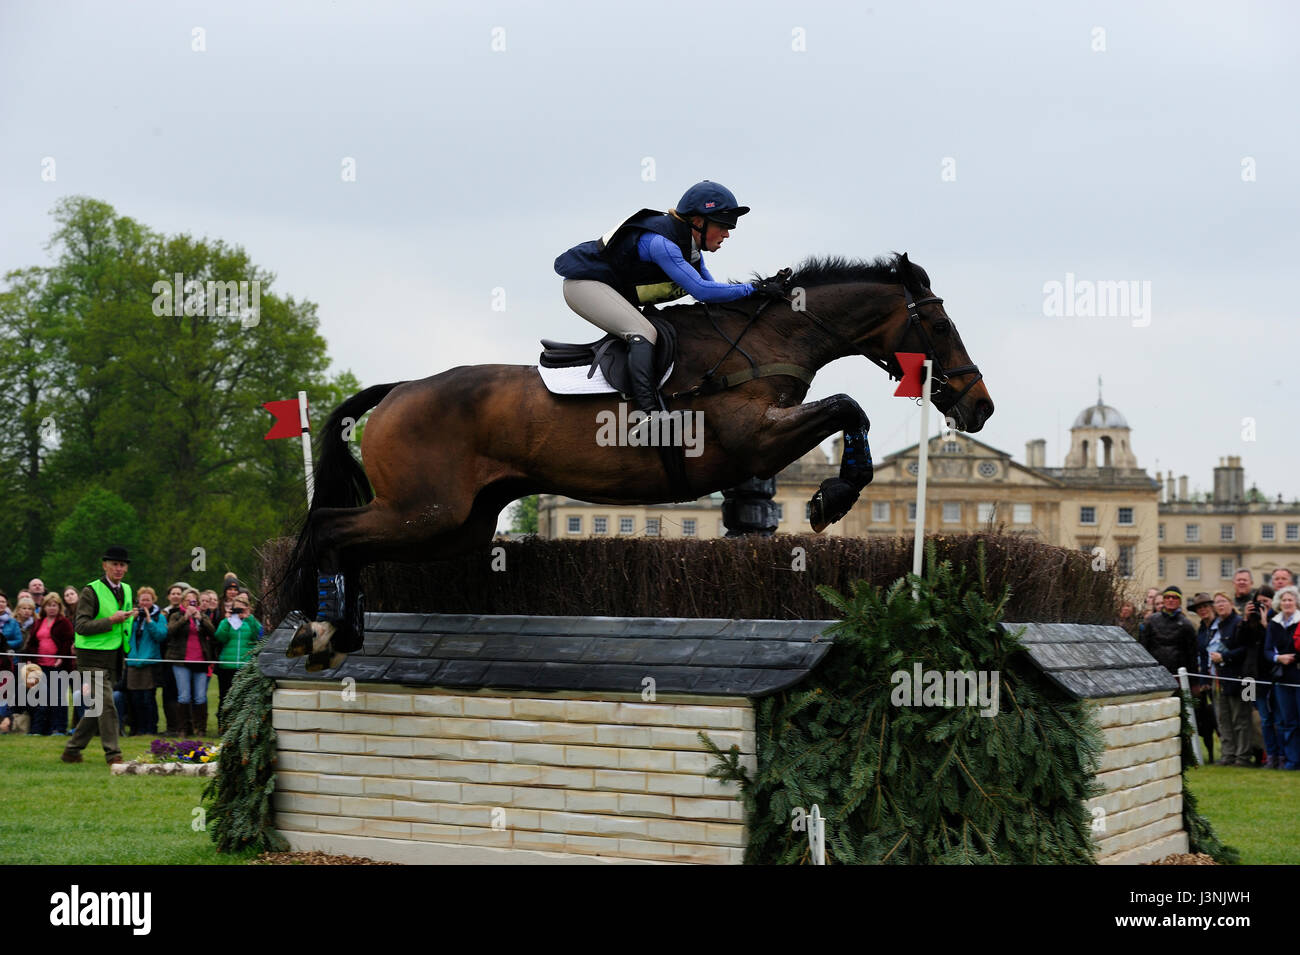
[1156,471,1164,503]
[1025,439,1046,469]
[1213,457,1231,504]
[1167,474,1177,502]
[1178,474,1189,501]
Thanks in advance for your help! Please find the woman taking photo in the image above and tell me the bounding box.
[1265,585,1300,770]
[122,587,167,736]
[212,591,261,733]
[20,593,74,735]
[165,587,216,738]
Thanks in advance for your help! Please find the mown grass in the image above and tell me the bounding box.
[1,728,1292,865]
[1184,763,1300,865]
[0,734,256,865]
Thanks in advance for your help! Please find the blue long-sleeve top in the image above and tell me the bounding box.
[636,232,754,303]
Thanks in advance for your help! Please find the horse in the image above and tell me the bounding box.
[282,252,993,668]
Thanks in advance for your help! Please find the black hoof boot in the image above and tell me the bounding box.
[809,478,860,533]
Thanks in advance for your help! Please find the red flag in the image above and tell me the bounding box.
[893,352,927,398]
[263,398,303,440]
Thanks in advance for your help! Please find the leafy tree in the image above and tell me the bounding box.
[509,494,539,534]
[40,487,142,591]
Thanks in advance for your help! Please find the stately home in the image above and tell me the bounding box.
[538,397,1299,597]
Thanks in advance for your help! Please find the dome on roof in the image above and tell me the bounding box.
[1072,401,1128,429]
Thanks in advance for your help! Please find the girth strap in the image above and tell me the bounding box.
[671,362,814,399]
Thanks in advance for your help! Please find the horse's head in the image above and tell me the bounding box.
[887,253,994,433]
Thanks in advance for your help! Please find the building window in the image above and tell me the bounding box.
[1288,523,1300,542]
[906,461,920,477]
[593,517,608,535]
[943,502,962,523]
[1013,503,1032,524]
[942,441,961,454]
[567,516,582,534]
[1118,545,1135,579]
[1186,557,1201,580]
[907,502,917,523]
[1158,523,1165,541]
[805,502,812,521]
[1117,507,1134,526]
[872,501,890,522]
[977,460,998,478]
[774,503,784,522]
[645,518,660,537]
[1220,558,1234,579]
[977,502,996,523]
[682,518,696,537]
[1080,506,1096,525]
[1262,523,1276,541]
[1220,524,1236,542]
[1185,524,1200,543]
[1158,557,1166,578]
[619,516,634,534]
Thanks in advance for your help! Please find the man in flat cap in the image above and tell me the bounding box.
[1139,585,1198,678]
[61,546,136,765]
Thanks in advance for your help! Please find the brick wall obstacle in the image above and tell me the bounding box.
[258,614,1187,864]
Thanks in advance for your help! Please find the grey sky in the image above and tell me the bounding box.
[3,0,1297,506]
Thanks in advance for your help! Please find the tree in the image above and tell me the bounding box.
[509,495,539,534]
[40,487,142,591]
[0,197,360,594]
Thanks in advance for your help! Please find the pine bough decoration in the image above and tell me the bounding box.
[202,640,288,854]
[705,547,1107,864]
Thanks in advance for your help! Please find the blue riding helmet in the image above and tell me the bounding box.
[676,181,750,229]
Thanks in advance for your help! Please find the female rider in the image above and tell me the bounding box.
[554,181,783,422]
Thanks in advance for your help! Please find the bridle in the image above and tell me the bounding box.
[671,274,984,418]
[804,283,983,416]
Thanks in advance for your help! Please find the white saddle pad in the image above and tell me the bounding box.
[537,362,674,396]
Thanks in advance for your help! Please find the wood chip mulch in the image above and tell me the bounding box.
[252,851,400,865]
[1145,853,1218,865]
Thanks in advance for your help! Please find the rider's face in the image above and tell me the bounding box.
[692,217,730,252]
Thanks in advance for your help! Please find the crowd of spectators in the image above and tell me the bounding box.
[0,553,264,760]
[1132,566,1300,770]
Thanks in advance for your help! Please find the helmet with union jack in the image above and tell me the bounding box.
[675,181,750,229]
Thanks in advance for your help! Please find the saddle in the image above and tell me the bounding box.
[539,312,677,401]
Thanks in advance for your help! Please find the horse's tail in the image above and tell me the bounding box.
[275,382,405,622]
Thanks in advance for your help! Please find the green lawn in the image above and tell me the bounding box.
[0,729,1291,865]
[1185,763,1300,865]
[0,733,257,865]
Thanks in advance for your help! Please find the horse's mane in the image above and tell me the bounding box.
[785,254,925,288]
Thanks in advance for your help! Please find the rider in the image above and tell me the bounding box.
[554,180,784,422]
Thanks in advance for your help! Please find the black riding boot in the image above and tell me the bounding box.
[625,334,661,430]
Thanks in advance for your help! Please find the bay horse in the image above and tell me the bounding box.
[283,253,993,668]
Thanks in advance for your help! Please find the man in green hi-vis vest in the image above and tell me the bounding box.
[61,546,136,765]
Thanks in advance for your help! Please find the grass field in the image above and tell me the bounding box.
[1,732,1295,865]
[0,734,256,865]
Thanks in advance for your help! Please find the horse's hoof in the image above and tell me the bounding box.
[286,622,315,658]
[809,479,860,533]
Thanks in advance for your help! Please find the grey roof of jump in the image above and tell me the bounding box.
[259,612,837,697]
[1003,622,1179,700]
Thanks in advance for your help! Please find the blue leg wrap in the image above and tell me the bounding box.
[316,573,345,623]
[840,429,874,489]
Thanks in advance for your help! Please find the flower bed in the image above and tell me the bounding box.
[110,739,222,776]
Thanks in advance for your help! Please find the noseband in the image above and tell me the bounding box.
[885,285,983,415]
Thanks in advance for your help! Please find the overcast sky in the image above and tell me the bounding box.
[3,0,1297,508]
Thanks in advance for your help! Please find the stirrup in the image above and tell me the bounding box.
[316,573,345,622]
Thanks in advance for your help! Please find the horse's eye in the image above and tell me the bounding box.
[933,320,951,335]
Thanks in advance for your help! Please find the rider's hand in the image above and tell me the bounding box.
[749,279,787,299]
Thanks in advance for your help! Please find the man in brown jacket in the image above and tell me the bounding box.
[61,546,136,765]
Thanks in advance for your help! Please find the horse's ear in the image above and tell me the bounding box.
[896,252,916,288]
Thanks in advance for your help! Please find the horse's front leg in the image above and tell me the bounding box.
[748,394,873,533]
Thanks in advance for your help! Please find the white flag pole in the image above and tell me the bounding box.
[298,390,314,508]
[911,360,933,585]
